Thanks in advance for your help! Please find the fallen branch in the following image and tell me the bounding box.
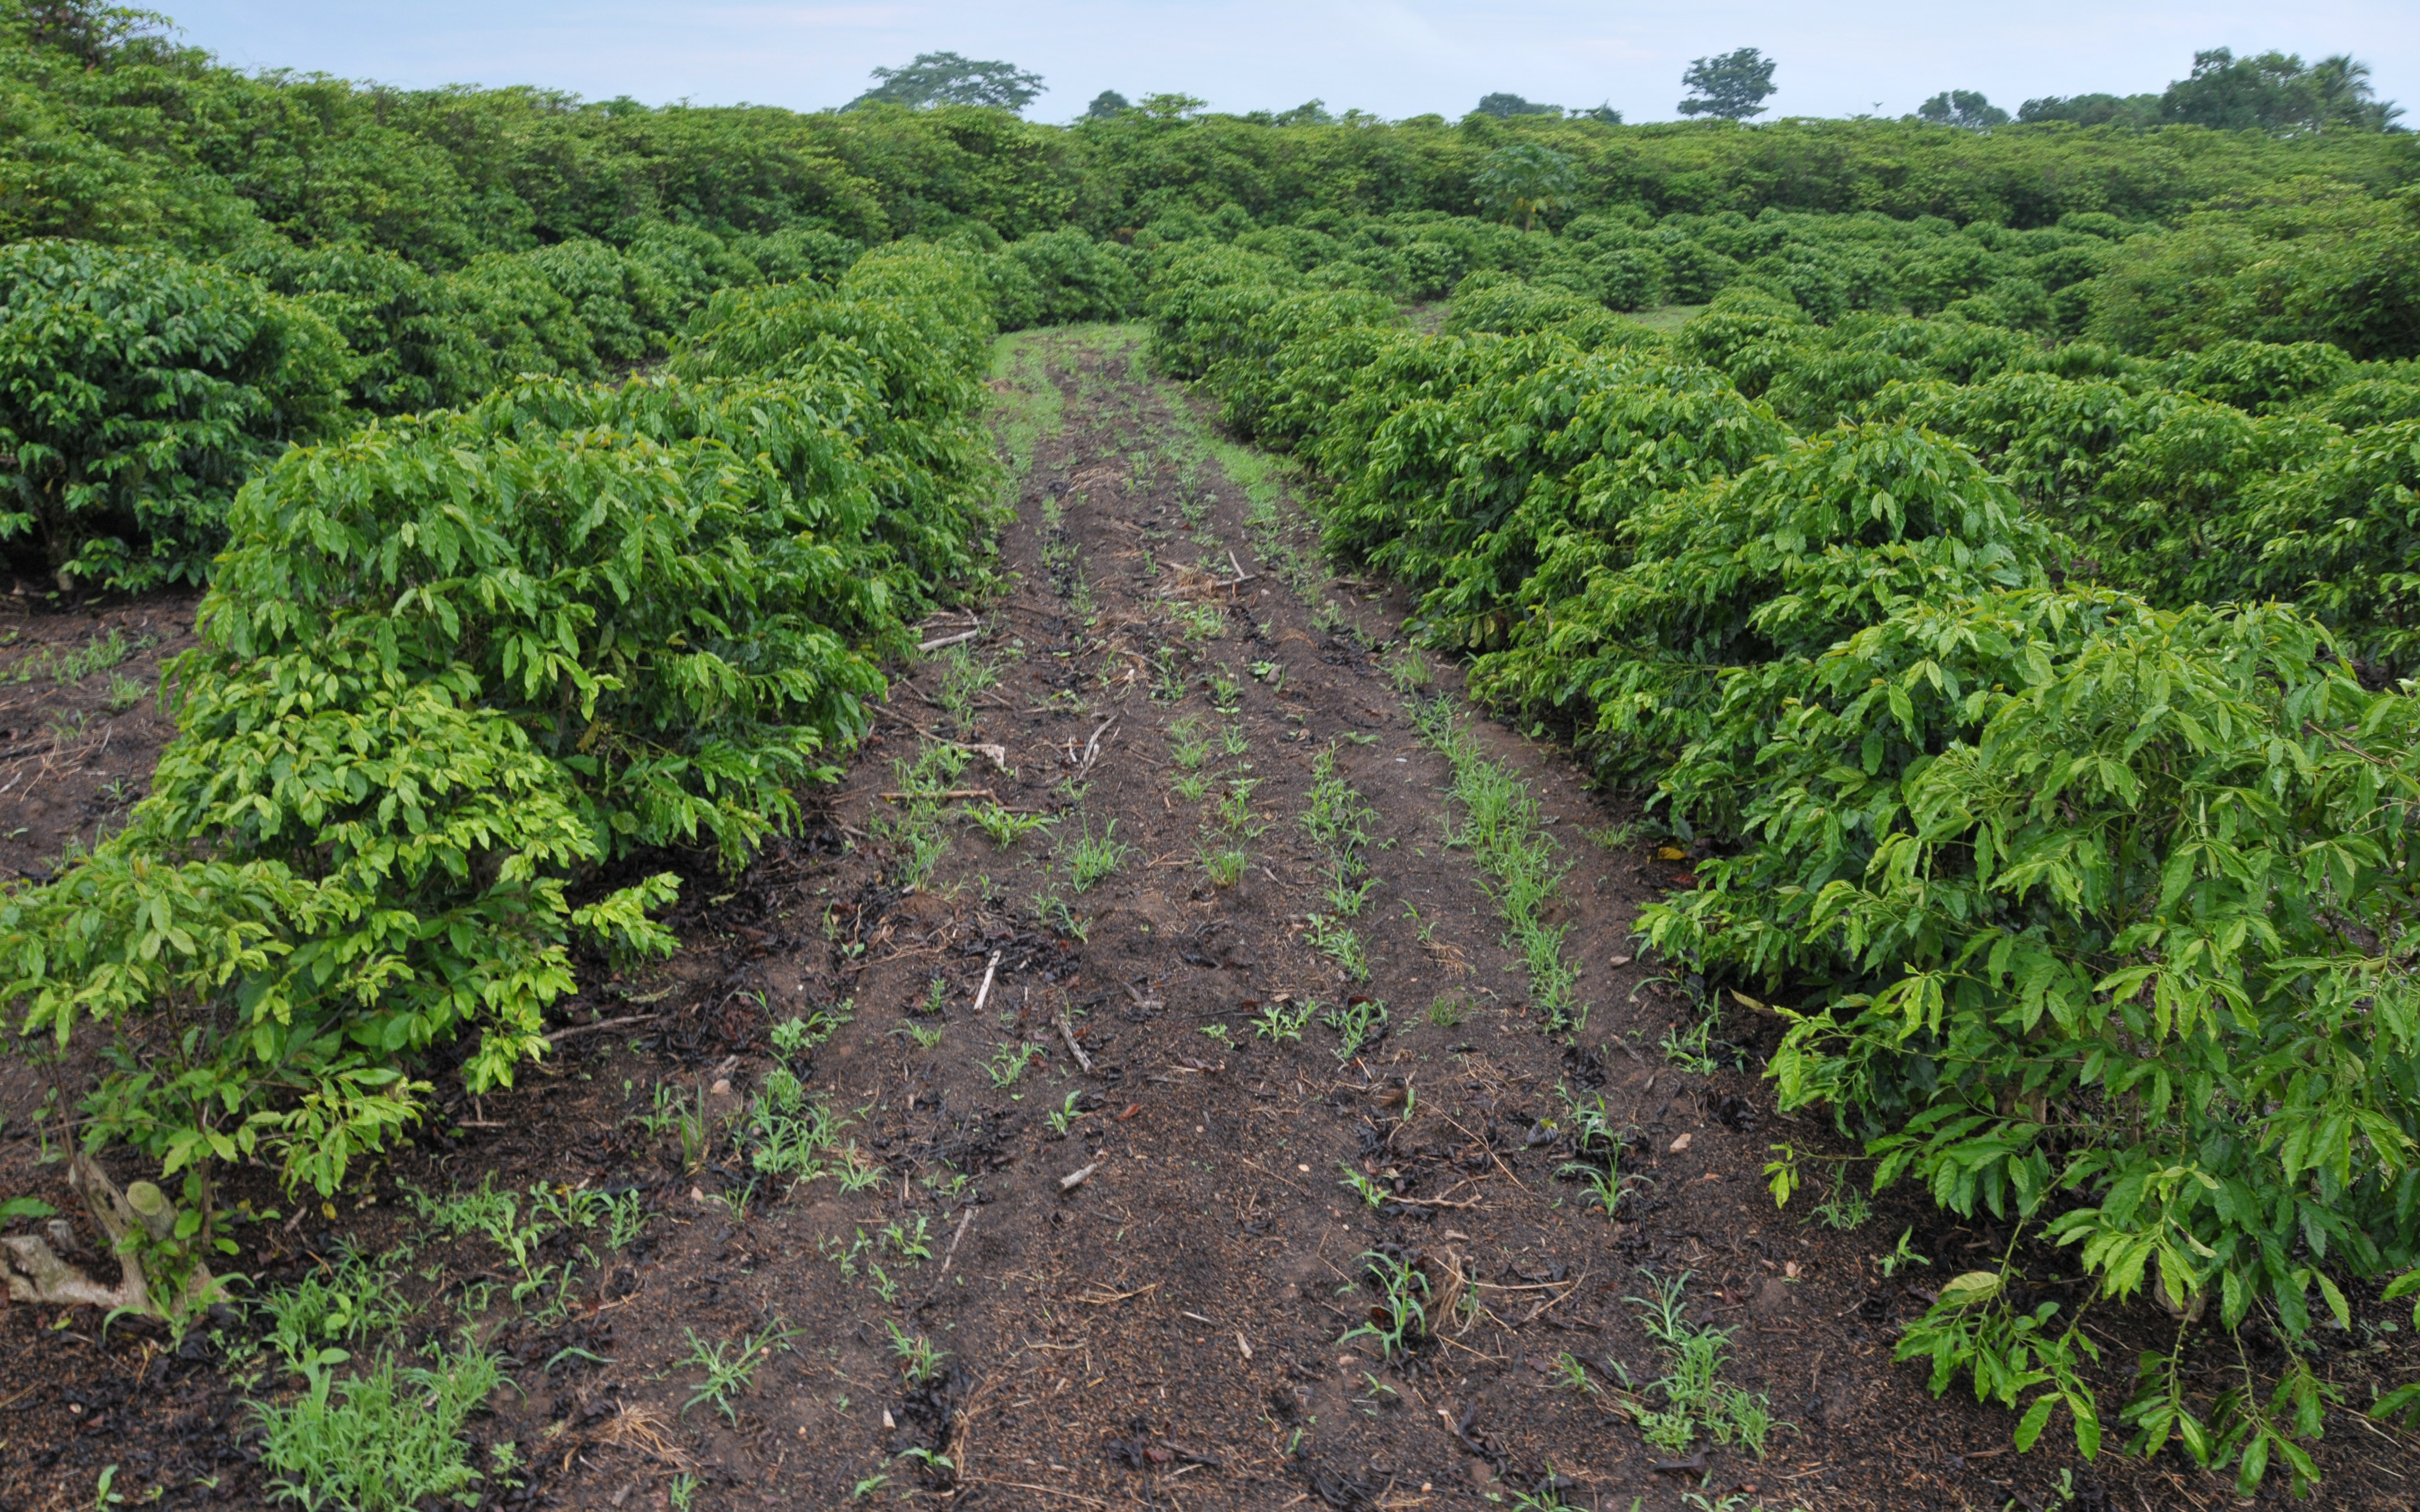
[1058,1010,1094,1074]
[918,627,981,653]
[543,1012,662,1045]
[971,951,1003,1017]
[1072,716,1116,778]
[879,786,996,802]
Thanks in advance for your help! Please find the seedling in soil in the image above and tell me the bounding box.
[1426,996,1470,1028]
[251,1337,508,1512]
[884,1320,949,1384]
[883,1216,935,1262]
[1339,1164,1388,1208]
[1200,1023,1234,1047]
[1322,864,1376,918]
[1038,893,1089,942]
[1550,1352,1598,1394]
[1252,998,1311,1042]
[1416,698,1586,1030]
[669,1474,699,1510]
[770,998,853,1061]
[1323,997,1388,1061]
[1199,841,1248,889]
[970,803,1056,847]
[1220,722,1250,758]
[1173,771,1209,802]
[1661,1014,1721,1075]
[1339,1250,1430,1361]
[1308,915,1370,983]
[1063,816,1130,891]
[679,1320,801,1422]
[1215,777,1265,836]
[1877,1228,1931,1278]
[891,1022,945,1050]
[105,674,145,714]
[986,1041,1046,1089]
[256,1247,414,1374]
[1168,714,1213,771]
[836,1144,888,1193]
[1180,603,1225,642]
[1151,650,1189,702]
[746,1064,848,1181]
[1047,1092,1086,1136]
[1560,1158,1632,1224]
[1618,1271,1779,1457]
[1812,1180,1872,1232]
[1209,667,1242,712]
[714,1179,761,1223]
[1384,647,1433,694]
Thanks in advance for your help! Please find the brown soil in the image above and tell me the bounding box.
[2,328,2415,1511]
[0,591,200,882]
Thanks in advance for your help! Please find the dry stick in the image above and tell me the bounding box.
[1074,716,1116,777]
[1057,1010,1094,1074]
[1059,1163,1101,1193]
[542,1013,663,1045]
[1444,1114,1536,1195]
[971,951,1004,1018]
[934,1206,977,1281]
[879,786,997,802]
[918,627,981,653]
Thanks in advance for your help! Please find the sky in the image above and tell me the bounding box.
[156,2,2420,124]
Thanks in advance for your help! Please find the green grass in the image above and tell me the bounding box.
[1062,815,1130,891]
[1625,302,1707,335]
[4,628,156,687]
[252,1340,507,1512]
[1414,698,1586,1031]
[679,1319,801,1423]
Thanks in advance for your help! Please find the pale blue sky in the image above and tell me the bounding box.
[157,2,2418,125]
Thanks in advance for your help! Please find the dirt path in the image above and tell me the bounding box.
[515,325,2107,1512]
[7,328,2410,1512]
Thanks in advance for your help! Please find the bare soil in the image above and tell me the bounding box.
[1,328,2414,1511]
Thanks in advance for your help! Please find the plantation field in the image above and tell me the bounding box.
[0,321,2414,1511]
[6,6,2420,1509]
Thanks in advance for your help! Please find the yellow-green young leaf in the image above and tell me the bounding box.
[2069,1390,2102,1459]
[1936,1270,2004,1309]
[2314,1271,2351,1332]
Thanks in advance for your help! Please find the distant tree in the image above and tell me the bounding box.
[2307,54,2404,131]
[848,51,1044,112]
[1577,103,1623,124]
[1474,93,1561,119]
[1138,93,1208,120]
[2160,49,2312,131]
[1917,90,2009,129]
[2018,91,2161,126]
[1083,89,1132,121]
[2159,47,2403,134]
[1474,142,1577,231]
[17,0,178,63]
[1274,99,1335,126]
[1678,48,1777,120]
